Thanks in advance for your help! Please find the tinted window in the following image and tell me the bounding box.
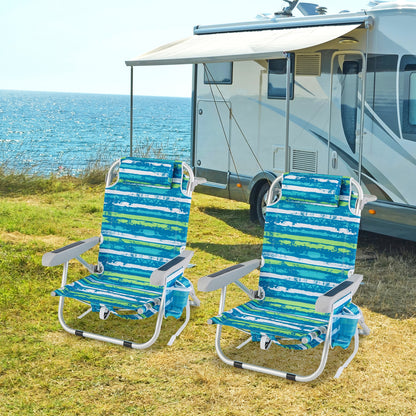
[204,63,233,84]
[366,54,399,137]
[409,72,416,126]
[341,61,359,153]
[400,55,416,141]
[268,55,294,99]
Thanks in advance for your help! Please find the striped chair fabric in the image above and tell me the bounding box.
[210,173,362,350]
[53,158,193,320]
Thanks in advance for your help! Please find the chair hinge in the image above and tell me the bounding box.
[254,286,265,300]
[260,334,272,350]
[94,262,104,273]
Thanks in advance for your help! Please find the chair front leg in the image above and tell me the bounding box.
[56,284,168,349]
[61,261,69,287]
[213,295,336,382]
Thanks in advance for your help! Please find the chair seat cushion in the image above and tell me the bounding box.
[53,272,164,319]
[210,299,331,349]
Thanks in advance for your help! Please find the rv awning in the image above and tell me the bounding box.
[126,23,361,66]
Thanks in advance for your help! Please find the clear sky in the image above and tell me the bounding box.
[0,0,390,97]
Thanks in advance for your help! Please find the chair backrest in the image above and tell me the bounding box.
[259,173,361,316]
[97,158,192,282]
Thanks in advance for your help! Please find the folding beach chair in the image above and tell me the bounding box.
[43,157,203,349]
[198,173,374,381]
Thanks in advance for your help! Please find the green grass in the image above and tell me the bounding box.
[0,176,415,415]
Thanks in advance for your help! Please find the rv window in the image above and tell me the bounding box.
[399,55,416,141]
[341,61,359,153]
[366,54,400,138]
[409,73,416,126]
[267,55,294,99]
[203,63,233,85]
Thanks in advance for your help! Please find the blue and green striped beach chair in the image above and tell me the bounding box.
[43,157,202,349]
[198,173,373,381]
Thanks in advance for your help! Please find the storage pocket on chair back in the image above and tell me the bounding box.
[331,303,361,349]
[165,276,192,319]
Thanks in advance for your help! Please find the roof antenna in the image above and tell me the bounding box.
[297,3,327,16]
[368,1,387,6]
[275,0,300,17]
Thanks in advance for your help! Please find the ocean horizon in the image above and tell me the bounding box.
[0,89,192,176]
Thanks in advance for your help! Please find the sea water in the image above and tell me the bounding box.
[0,90,191,176]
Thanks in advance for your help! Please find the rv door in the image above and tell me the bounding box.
[195,100,231,188]
[329,52,366,179]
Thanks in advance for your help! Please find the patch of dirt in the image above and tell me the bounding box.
[0,231,67,246]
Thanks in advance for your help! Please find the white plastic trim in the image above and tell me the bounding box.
[182,162,195,197]
[266,175,283,206]
[105,159,121,188]
[350,177,364,216]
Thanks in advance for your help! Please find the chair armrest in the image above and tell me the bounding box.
[42,236,101,267]
[150,250,194,286]
[197,259,261,292]
[315,274,363,314]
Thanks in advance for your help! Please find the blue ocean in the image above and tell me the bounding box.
[0,90,191,176]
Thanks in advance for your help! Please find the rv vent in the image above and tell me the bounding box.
[291,149,318,173]
[295,54,321,76]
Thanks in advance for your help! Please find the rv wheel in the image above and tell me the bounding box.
[255,183,269,227]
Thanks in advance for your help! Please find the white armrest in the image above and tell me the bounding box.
[315,274,363,314]
[150,250,194,286]
[197,259,261,292]
[42,236,101,267]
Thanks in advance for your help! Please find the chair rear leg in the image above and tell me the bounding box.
[189,286,200,307]
[167,301,191,346]
[358,316,370,336]
[334,328,360,379]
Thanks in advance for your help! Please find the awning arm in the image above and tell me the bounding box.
[285,54,291,172]
[194,14,373,35]
[358,26,370,183]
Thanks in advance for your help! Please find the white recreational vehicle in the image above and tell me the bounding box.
[126,1,416,241]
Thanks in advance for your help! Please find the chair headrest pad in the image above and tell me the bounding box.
[118,158,175,188]
[281,173,342,206]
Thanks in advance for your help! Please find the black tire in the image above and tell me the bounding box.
[255,182,270,227]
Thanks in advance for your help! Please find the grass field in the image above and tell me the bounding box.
[0,175,415,415]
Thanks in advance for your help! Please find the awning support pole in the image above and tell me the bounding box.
[284,54,291,172]
[358,26,369,184]
[130,66,134,157]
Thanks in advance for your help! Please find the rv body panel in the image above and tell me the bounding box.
[192,3,416,240]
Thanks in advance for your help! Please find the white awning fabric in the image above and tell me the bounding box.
[126,23,360,66]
